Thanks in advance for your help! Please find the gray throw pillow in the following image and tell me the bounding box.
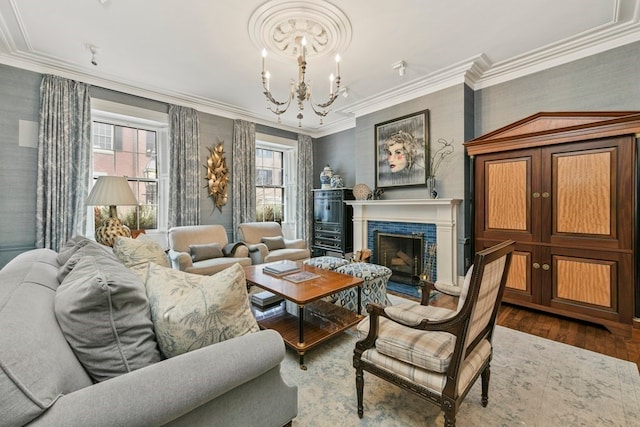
[56,235,98,265]
[142,263,259,358]
[55,255,162,382]
[261,236,286,251]
[57,241,116,283]
[189,242,224,262]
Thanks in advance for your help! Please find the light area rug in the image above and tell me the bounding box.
[280,317,640,426]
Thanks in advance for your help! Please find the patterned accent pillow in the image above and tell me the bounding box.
[143,263,259,358]
[54,255,162,382]
[261,236,286,251]
[112,235,169,268]
[189,242,224,262]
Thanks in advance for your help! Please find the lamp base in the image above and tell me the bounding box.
[95,216,131,247]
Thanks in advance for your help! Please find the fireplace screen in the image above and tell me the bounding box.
[375,232,424,284]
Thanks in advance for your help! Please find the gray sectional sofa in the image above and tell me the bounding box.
[0,247,297,427]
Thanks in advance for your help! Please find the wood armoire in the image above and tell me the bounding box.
[464,112,639,336]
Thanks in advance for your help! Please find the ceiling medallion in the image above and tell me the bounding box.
[248,0,352,60]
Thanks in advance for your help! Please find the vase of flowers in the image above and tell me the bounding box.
[427,138,454,198]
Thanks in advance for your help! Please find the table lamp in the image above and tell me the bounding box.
[85,176,138,246]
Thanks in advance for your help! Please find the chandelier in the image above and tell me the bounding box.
[261,36,342,127]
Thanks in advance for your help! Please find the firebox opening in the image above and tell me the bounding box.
[375,232,423,285]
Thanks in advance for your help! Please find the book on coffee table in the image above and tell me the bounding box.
[263,260,301,276]
[251,290,284,308]
[283,271,321,283]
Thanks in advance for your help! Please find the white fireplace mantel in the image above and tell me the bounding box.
[345,198,462,288]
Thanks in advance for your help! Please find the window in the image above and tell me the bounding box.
[255,134,297,226]
[89,100,168,235]
[256,147,284,223]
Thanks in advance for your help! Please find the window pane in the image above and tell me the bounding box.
[92,121,159,231]
[255,147,285,223]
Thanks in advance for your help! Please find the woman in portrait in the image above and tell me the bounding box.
[378,129,425,186]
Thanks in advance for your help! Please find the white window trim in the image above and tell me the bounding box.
[256,133,298,239]
[89,99,170,236]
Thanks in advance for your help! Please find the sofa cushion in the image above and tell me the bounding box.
[190,242,224,262]
[113,234,170,268]
[142,263,259,358]
[54,255,162,382]
[261,236,286,251]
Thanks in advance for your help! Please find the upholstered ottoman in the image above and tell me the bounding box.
[303,256,350,270]
[332,262,392,313]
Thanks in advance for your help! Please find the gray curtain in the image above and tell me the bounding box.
[232,119,256,240]
[296,133,314,246]
[168,105,200,227]
[36,75,91,251]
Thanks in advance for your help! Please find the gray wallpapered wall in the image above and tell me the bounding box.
[2,40,640,268]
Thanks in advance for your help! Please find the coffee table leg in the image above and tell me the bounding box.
[357,286,362,315]
[298,305,307,370]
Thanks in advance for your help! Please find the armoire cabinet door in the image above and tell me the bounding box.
[542,136,634,250]
[475,148,541,243]
[545,246,633,324]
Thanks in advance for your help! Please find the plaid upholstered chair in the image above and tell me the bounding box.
[353,240,514,427]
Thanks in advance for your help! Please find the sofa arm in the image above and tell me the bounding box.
[284,238,307,250]
[28,330,287,427]
[168,249,192,271]
[246,243,268,264]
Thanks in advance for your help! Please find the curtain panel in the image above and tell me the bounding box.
[168,105,200,227]
[296,134,313,246]
[232,119,256,240]
[36,75,91,251]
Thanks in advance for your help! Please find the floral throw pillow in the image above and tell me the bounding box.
[112,235,169,268]
[143,263,259,358]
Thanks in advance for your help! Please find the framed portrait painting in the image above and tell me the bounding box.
[375,109,429,189]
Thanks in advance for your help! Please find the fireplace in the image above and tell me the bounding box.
[345,198,462,288]
[375,232,423,284]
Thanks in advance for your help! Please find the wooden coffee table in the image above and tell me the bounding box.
[244,262,364,369]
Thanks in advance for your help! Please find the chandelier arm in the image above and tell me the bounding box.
[266,96,292,115]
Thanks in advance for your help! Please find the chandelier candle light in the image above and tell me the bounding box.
[261,36,342,127]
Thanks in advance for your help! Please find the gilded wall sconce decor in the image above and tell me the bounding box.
[205,141,229,212]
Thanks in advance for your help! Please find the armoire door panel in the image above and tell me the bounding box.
[486,159,528,231]
[475,149,539,243]
[554,256,614,308]
[543,137,633,250]
[547,247,629,322]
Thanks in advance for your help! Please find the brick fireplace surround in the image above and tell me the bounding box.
[346,199,462,289]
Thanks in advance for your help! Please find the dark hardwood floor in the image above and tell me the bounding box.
[420,291,640,372]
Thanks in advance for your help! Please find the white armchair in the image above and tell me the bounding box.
[237,222,310,265]
[168,225,251,275]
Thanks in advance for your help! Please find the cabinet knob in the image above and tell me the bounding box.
[542,263,550,271]
[533,262,541,269]
[532,192,540,198]
[542,192,550,198]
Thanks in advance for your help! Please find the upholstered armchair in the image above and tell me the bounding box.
[353,240,515,427]
[168,225,251,275]
[237,222,310,265]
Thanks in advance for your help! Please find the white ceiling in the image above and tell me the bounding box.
[1,0,639,137]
